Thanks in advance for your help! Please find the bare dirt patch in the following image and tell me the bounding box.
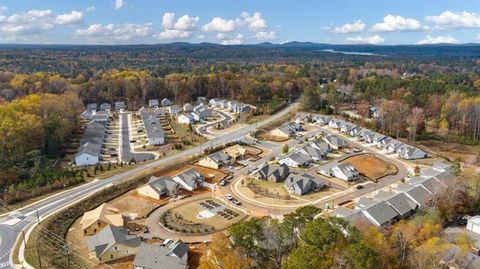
[259,132,290,142]
[110,190,168,218]
[342,154,398,181]
[193,165,228,183]
[416,140,479,166]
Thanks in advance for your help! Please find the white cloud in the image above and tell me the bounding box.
[114,0,124,10]
[217,33,244,45]
[255,31,276,40]
[242,12,268,31]
[197,34,205,39]
[158,12,199,40]
[425,11,480,29]
[332,20,365,34]
[54,11,84,25]
[416,35,459,44]
[86,6,95,12]
[156,29,193,40]
[371,15,422,32]
[75,23,153,42]
[346,35,385,44]
[202,17,242,32]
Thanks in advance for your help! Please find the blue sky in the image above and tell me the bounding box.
[0,0,479,45]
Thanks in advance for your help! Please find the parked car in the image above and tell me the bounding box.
[231,199,241,205]
[224,175,233,181]
[219,179,227,186]
[457,215,469,226]
[353,148,363,153]
[356,185,364,190]
[162,238,173,246]
[225,193,233,200]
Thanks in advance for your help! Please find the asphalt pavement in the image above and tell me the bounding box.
[119,113,155,162]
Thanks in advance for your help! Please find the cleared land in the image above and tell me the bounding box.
[416,139,479,166]
[342,154,398,181]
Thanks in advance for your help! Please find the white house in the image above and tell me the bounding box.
[177,113,194,125]
[161,98,173,107]
[75,143,100,166]
[278,152,311,168]
[331,163,360,181]
[467,216,480,235]
[183,103,194,112]
[148,99,159,107]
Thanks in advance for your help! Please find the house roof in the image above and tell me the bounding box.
[254,163,290,181]
[298,144,325,159]
[80,203,124,231]
[284,173,325,193]
[173,168,204,190]
[146,176,179,196]
[281,152,311,165]
[405,185,432,206]
[333,162,359,178]
[139,107,165,141]
[86,225,141,258]
[133,241,188,269]
[208,151,231,165]
[323,135,348,147]
[363,201,399,226]
[385,193,418,215]
[309,140,331,154]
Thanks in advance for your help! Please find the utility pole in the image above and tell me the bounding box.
[36,247,42,268]
[36,208,40,223]
[64,244,71,269]
[22,230,27,249]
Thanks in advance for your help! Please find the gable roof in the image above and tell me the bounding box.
[172,168,204,189]
[281,152,311,165]
[323,135,348,147]
[80,203,124,231]
[362,201,399,226]
[254,163,290,181]
[146,176,179,196]
[385,193,418,215]
[133,241,188,269]
[208,151,231,165]
[86,225,141,258]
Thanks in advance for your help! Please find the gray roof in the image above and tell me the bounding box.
[323,135,348,147]
[363,201,400,226]
[161,98,173,106]
[86,225,141,258]
[385,193,418,216]
[278,122,302,135]
[147,176,179,196]
[133,241,188,269]
[405,185,432,206]
[76,121,107,159]
[139,107,165,141]
[208,151,231,165]
[254,163,290,181]
[298,144,325,160]
[284,173,325,195]
[173,168,204,189]
[334,162,359,178]
[282,152,311,165]
[309,140,331,154]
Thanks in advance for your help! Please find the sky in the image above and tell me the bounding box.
[0,0,479,45]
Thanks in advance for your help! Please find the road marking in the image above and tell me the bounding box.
[0,218,21,226]
[0,261,10,268]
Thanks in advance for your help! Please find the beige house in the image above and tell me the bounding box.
[137,176,179,200]
[198,151,232,169]
[222,145,247,160]
[87,225,141,263]
[80,203,124,236]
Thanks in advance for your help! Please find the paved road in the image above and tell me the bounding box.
[119,113,155,162]
[197,110,232,137]
[0,102,298,268]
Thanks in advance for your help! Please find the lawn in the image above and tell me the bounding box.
[342,153,398,181]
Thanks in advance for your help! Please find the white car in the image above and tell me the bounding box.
[225,193,233,200]
[162,238,173,246]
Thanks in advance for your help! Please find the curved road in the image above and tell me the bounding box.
[196,110,232,138]
[0,102,298,268]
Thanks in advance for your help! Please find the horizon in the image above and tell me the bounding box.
[0,0,479,45]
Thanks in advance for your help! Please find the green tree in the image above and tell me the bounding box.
[282,144,289,154]
[283,244,324,269]
[345,241,380,269]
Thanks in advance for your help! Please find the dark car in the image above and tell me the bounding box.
[356,185,364,190]
[456,215,468,226]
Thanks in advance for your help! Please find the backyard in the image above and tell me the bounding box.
[341,153,398,181]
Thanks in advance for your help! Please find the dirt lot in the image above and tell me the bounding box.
[260,132,289,142]
[416,140,479,166]
[188,243,208,268]
[110,190,168,219]
[193,165,228,183]
[342,154,398,181]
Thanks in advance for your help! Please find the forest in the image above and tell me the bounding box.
[0,44,479,203]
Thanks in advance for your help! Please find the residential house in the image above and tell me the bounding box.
[80,203,124,236]
[284,173,325,195]
[323,135,348,149]
[198,151,233,169]
[137,176,179,200]
[208,98,221,107]
[375,192,418,217]
[92,110,109,122]
[133,241,188,269]
[115,101,125,111]
[309,140,331,155]
[361,201,400,227]
[177,113,195,125]
[270,122,303,138]
[348,126,364,137]
[81,109,94,120]
[148,99,159,107]
[340,123,357,134]
[295,112,311,123]
[183,103,194,112]
[87,103,98,111]
[197,97,207,106]
[330,163,360,181]
[334,207,373,226]
[99,103,111,112]
[467,216,480,235]
[278,152,311,168]
[398,147,427,160]
[87,225,141,263]
[75,121,107,166]
[328,119,344,129]
[161,98,173,107]
[168,105,181,116]
[222,144,247,160]
[172,168,205,191]
[254,163,290,182]
[297,144,326,161]
[139,107,165,145]
[313,115,332,125]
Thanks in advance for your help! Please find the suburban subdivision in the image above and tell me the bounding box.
[0,19,480,269]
